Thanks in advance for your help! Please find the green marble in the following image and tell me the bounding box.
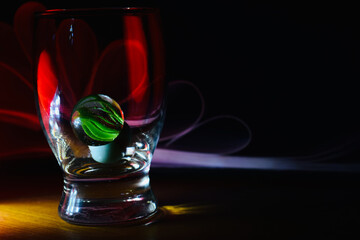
[71,94,124,146]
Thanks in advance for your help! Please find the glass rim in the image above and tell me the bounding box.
[35,7,159,17]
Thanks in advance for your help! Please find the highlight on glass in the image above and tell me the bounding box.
[33,8,166,225]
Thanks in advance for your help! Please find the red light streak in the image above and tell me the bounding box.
[37,50,58,135]
[124,15,150,118]
[0,109,40,130]
[0,62,32,90]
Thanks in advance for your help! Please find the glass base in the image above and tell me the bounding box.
[58,173,157,225]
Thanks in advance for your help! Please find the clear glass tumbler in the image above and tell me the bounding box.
[33,8,166,225]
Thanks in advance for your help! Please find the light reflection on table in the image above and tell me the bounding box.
[1,157,360,239]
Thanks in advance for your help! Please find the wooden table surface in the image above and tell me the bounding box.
[1,157,360,239]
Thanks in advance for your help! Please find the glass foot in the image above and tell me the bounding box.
[58,174,157,225]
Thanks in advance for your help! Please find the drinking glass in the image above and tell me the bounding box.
[33,8,166,225]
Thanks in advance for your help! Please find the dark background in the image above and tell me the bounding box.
[2,0,360,160]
